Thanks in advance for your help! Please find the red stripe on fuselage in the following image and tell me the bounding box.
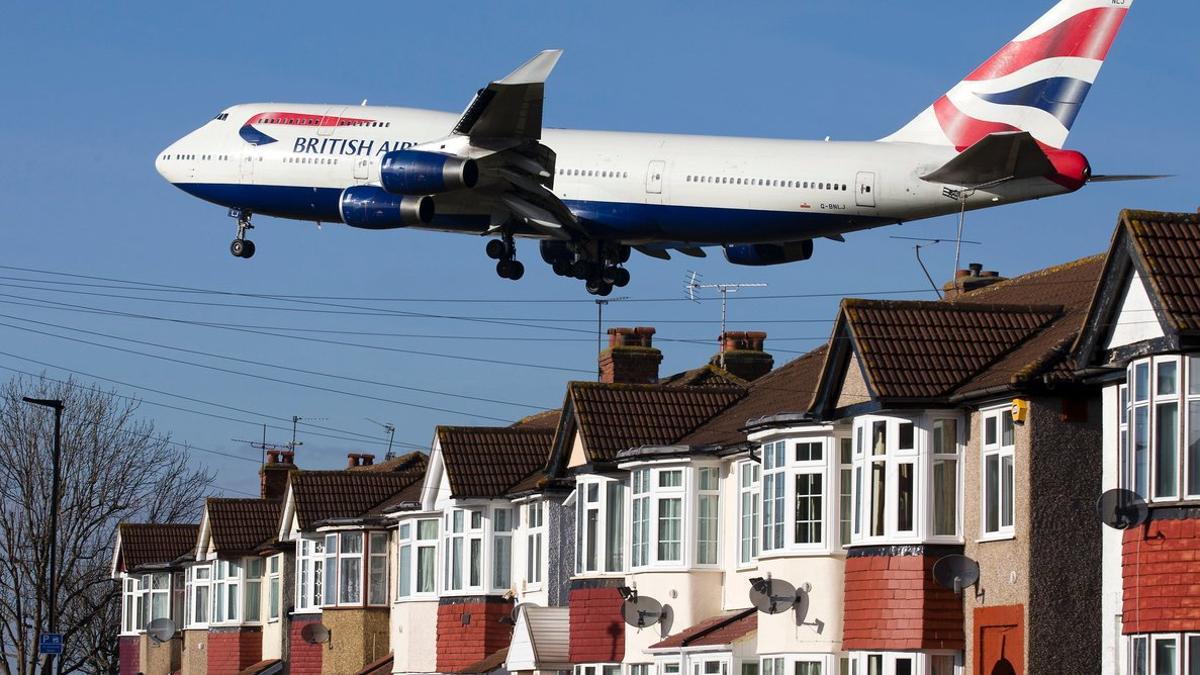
[966,7,1127,81]
[245,112,375,128]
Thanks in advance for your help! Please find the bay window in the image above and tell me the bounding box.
[295,537,324,612]
[315,530,389,606]
[244,558,262,622]
[981,409,1015,538]
[632,470,650,568]
[493,509,513,589]
[209,559,249,624]
[847,652,958,675]
[1124,355,1200,501]
[397,518,439,599]
[763,441,786,551]
[369,532,388,605]
[1128,632,1200,675]
[758,431,855,554]
[525,502,544,586]
[147,572,171,623]
[657,470,683,563]
[738,461,760,566]
[340,532,363,604]
[267,555,280,620]
[576,477,626,575]
[188,565,210,626]
[121,576,143,633]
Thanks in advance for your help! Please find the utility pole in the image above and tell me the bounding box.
[23,397,63,675]
[685,272,766,368]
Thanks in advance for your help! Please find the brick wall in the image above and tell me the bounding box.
[119,635,139,675]
[1122,512,1200,634]
[436,596,514,673]
[843,547,964,651]
[568,580,625,664]
[288,615,323,675]
[206,627,262,675]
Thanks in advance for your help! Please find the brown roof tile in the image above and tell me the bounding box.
[1124,210,1200,333]
[207,499,282,555]
[290,452,427,529]
[679,346,828,448]
[356,654,394,675]
[510,409,562,429]
[117,523,199,571]
[570,382,746,462]
[658,364,749,388]
[651,609,757,649]
[437,426,554,498]
[455,648,508,674]
[237,660,282,675]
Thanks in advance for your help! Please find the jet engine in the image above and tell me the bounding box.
[379,150,479,195]
[339,186,434,229]
[723,240,814,266]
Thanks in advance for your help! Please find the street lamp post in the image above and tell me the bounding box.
[23,397,63,675]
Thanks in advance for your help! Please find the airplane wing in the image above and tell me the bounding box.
[410,50,582,240]
[920,131,1053,189]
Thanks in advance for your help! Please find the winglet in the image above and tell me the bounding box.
[498,50,563,86]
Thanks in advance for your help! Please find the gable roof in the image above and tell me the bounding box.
[288,451,428,529]
[658,364,750,388]
[115,522,199,572]
[436,426,555,498]
[206,498,282,555]
[1075,210,1200,367]
[562,381,746,465]
[650,609,757,649]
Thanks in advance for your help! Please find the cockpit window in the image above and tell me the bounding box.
[214,113,229,121]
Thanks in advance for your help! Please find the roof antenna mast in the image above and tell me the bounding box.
[685,271,766,368]
[366,418,397,460]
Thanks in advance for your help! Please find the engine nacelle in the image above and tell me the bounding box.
[339,186,434,229]
[379,150,479,195]
[723,240,814,266]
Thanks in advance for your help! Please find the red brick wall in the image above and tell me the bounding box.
[206,628,262,675]
[288,615,323,675]
[843,550,964,651]
[568,584,625,664]
[436,597,514,673]
[119,635,139,675]
[1122,515,1200,634]
[974,604,1024,675]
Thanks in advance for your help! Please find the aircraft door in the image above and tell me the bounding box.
[239,144,257,184]
[645,160,666,195]
[855,171,876,207]
[353,157,371,182]
[319,107,345,136]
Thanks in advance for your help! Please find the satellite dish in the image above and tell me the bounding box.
[621,595,663,629]
[147,618,176,644]
[300,623,330,644]
[749,577,796,615]
[1097,488,1148,530]
[931,555,980,595]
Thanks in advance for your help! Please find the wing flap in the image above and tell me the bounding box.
[920,131,1054,189]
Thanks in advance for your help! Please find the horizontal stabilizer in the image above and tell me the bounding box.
[921,131,1053,189]
[1089,174,1172,183]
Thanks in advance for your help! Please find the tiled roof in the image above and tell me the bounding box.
[456,648,509,674]
[437,426,554,498]
[290,452,427,529]
[651,609,757,649]
[237,660,282,675]
[506,469,548,496]
[510,409,562,429]
[1124,210,1200,332]
[117,523,199,571]
[837,299,1061,400]
[207,499,282,555]
[659,364,749,388]
[679,346,828,448]
[569,382,746,463]
[356,654,394,675]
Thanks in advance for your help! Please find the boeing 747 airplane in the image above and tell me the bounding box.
[157,0,1150,295]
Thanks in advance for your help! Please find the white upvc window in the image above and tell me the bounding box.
[838,438,853,547]
[322,534,338,605]
[121,576,143,634]
[576,477,625,575]
[212,559,243,624]
[397,518,439,599]
[656,469,684,563]
[146,572,171,623]
[981,409,1016,538]
[524,502,545,586]
[295,537,324,612]
[576,665,622,675]
[696,467,720,565]
[738,460,761,566]
[930,419,960,538]
[691,656,732,675]
[793,441,825,547]
[846,651,960,675]
[339,532,363,604]
[632,469,650,568]
[762,441,787,551]
[492,508,514,590]
[629,664,654,675]
[186,565,210,627]
[317,530,387,607]
[368,532,388,605]
[1124,355,1200,501]
[760,431,852,554]
[445,508,485,592]
[244,558,262,622]
[267,554,281,621]
[1128,632,1200,675]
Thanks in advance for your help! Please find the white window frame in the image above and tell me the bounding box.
[632,469,650,568]
[930,418,962,540]
[838,438,853,549]
[338,531,364,605]
[294,536,324,613]
[147,571,171,624]
[445,508,485,593]
[397,518,439,600]
[1125,355,1200,503]
[762,441,787,552]
[1152,356,1182,501]
[492,507,514,590]
[1127,632,1200,675]
[846,651,961,675]
[1187,356,1200,500]
[654,469,685,565]
[243,558,263,623]
[121,575,142,634]
[576,477,626,575]
[757,430,851,556]
[368,531,389,605]
[186,564,211,628]
[211,558,244,625]
[793,440,826,549]
[980,408,1016,540]
[576,665,622,675]
[737,460,761,567]
[267,554,281,621]
[524,501,545,588]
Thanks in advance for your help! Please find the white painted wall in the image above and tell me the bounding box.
[1105,270,1165,350]
[391,600,439,674]
[755,556,844,657]
[624,570,726,662]
[1100,384,1126,675]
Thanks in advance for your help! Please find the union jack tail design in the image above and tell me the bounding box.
[883,0,1132,150]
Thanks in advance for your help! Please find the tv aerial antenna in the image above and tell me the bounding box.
[289,415,327,452]
[889,236,982,298]
[365,418,397,459]
[233,425,294,467]
[685,271,767,368]
[594,296,630,381]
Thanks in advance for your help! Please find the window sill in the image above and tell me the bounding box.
[976,532,1016,544]
[394,596,439,604]
[757,548,840,561]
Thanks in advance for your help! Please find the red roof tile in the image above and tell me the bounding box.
[651,609,757,649]
[436,426,554,498]
[356,654,394,675]
[116,523,199,571]
[206,499,282,555]
[289,452,428,529]
[455,648,508,674]
[1124,210,1200,332]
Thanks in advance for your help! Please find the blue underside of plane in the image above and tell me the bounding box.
[173,182,894,243]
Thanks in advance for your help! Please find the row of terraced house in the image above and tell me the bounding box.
[111,208,1200,675]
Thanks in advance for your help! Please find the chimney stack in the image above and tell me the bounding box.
[942,262,1006,300]
[346,453,376,469]
[712,331,774,382]
[599,327,663,384]
[260,449,297,501]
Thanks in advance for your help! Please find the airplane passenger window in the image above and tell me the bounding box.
[623,172,628,178]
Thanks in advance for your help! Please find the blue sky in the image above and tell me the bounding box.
[1,1,1195,497]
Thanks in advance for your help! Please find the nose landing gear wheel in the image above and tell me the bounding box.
[230,239,256,259]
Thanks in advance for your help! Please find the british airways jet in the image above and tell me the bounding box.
[157,0,1149,296]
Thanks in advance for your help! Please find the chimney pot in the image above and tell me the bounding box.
[360,453,375,466]
[955,269,972,279]
[600,326,663,384]
[260,448,297,500]
[347,453,361,468]
[713,331,773,381]
[968,262,983,275]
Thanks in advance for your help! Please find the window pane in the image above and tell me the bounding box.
[1002,411,1015,446]
[930,656,955,675]
[658,498,682,561]
[853,467,862,535]
[1135,406,1150,497]
[194,585,208,623]
[794,473,822,544]
[586,507,598,571]
[985,416,997,446]
[796,441,822,462]
[933,458,958,536]
[1191,357,1200,395]
[398,545,411,597]
[986,455,1000,533]
[872,421,887,455]
[898,422,914,450]
[1159,360,1179,396]
[1001,454,1015,529]
[323,555,337,605]
[244,580,260,621]
[659,470,682,488]
[369,554,387,604]
[1135,362,1151,401]
[341,532,362,554]
[839,467,853,545]
[471,510,483,529]
[1155,637,1178,675]
[1133,636,1148,675]
[493,534,511,589]
[1189,401,1200,496]
[605,481,625,571]
[451,537,463,589]
[417,546,435,593]
[897,462,915,532]
[341,557,361,603]
[699,467,720,490]
[469,538,481,587]
[1187,635,1199,675]
[697,493,719,564]
[632,497,647,567]
[870,462,886,536]
[1155,402,1179,498]
[933,419,957,454]
[894,658,913,675]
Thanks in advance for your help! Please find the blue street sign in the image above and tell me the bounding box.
[38,633,63,655]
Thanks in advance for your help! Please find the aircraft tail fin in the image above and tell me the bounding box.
[881,0,1132,150]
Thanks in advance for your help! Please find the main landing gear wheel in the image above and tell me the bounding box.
[488,234,523,281]
[230,239,256,259]
[497,259,525,280]
[586,278,613,296]
[229,209,256,259]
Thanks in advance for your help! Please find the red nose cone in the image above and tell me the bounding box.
[1044,149,1090,191]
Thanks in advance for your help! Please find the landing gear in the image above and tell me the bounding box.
[539,240,632,295]
[229,209,256,259]
[488,234,524,281]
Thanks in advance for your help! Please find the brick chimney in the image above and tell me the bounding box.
[346,453,376,469]
[260,449,296,501]
[599,327,663,384]
[942,262,1006,300]
[711,331,774,382]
